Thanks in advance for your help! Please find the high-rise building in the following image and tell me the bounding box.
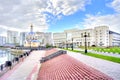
[20,32,27,46]
[7,30,19,45]
[0,36,6,46]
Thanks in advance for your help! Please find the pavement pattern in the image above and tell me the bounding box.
[67,51,120,80]
[37,49,113,80]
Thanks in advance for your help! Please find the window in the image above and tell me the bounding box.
[88,33,90,37]
[81,33,83,37]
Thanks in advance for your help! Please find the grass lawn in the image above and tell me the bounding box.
[63,48,120,63]
[79,46,120,54]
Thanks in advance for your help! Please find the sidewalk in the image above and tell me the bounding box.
[0,50,45,80]
[67,51,120,80]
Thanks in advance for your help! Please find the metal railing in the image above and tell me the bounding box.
[0,51,31,77]
[40,50,67,63]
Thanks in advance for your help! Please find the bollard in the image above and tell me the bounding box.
[5,61,12,69]
[15,57,19,63]
[0,64,3,71]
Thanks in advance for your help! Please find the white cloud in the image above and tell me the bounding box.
[49,0,91,16]
[0,0,90,35]
[107,0,120,13]
[82,14,120,33]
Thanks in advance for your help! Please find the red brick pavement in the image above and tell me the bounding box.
[45,48,58,56]
[37,49,113,80]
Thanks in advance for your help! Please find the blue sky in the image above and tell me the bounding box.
[48,0,117,32]
[0,0,120,36]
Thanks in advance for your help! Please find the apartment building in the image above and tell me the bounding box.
[20,32,27,46]
[0,36,6,46]
[53,26,120,47]
[7,30,19,45]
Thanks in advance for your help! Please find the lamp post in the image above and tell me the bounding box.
[71,38,73,50]
[13,36,16,46]
[66,33,68,49]
[84,32,87,53]
[66,41,68,49]
[30,39,31,50]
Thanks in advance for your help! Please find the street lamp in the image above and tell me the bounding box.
[71,38,73,50]
[30,39,31,49]
[13,36,16,46]
[84,32,87,53]
[66,40,68,49]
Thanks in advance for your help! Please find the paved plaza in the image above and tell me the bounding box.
[38,49,113,80]
[0,50,45,80]
[67,50,120,80]
[0,48,120,80]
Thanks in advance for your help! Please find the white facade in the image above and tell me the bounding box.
[36,32,53,46]
[20,32,27,46]
[0,36,6,46]
[53,32,66,47]
[7,30,19,44]
[109,31,120,46]
[72,29,95,47]
[44,32,53,46]
[53,26,119,47]
[94,26,109,47]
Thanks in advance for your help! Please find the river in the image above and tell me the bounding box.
[0,48,15,65]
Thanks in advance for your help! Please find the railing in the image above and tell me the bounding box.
[0,50,32,77]
[40,50,67,63]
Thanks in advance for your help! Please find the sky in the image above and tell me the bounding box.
[0,0,120,36]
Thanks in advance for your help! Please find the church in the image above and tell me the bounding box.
[24,24,40,47]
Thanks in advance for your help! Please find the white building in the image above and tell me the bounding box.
[72,29,95,47]
[20,32,27,46]
[0,36,6,46]
[44,32,53,46]
[7,30,19,45]
[109,31,120,46]
[94,26,109,47]
[53,32,67,47]
[35,32,53,46]
[53,26,120,47]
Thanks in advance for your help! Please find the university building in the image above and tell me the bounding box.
[53,26,120,47]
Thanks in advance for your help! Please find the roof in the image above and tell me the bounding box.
[109,31,120,35]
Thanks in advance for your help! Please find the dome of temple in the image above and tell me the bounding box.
[28,32,35,35]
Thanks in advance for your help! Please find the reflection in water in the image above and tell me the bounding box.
[0,49,15,65]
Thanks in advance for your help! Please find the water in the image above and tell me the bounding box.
[0,48,15,65]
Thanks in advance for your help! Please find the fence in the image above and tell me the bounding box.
[0,50,32,77]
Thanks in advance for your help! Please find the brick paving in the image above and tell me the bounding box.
[37,49,113,80]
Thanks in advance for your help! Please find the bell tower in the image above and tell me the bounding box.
[30,24,33,32]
